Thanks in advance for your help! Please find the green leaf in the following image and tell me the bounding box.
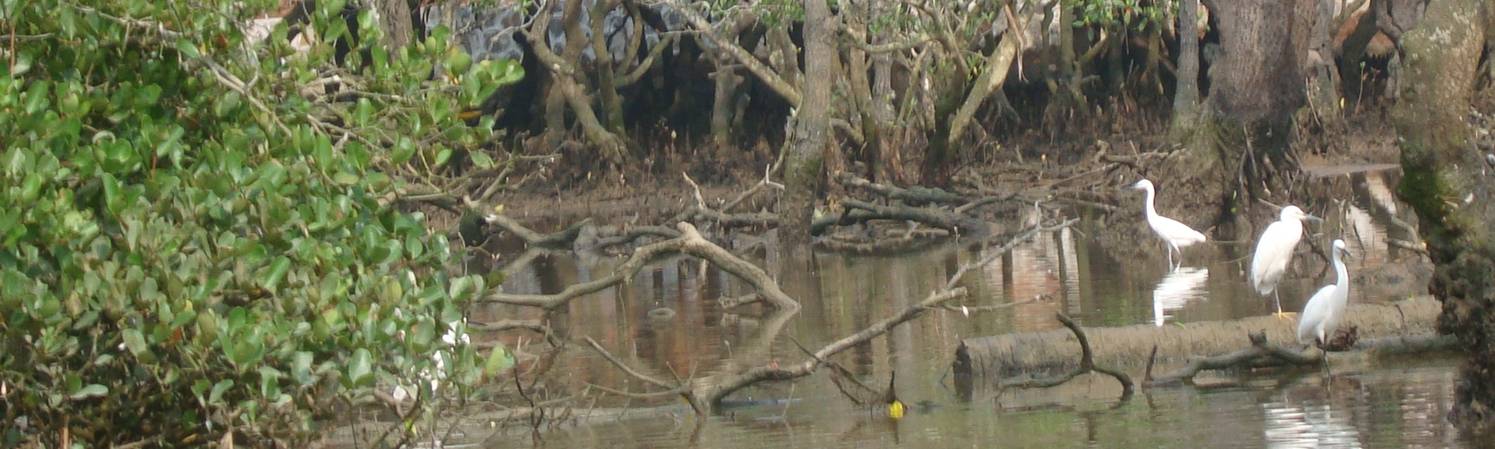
[175,38,200,59]
[445,47,472,74]
[347,348,372,387]
[69,384,109,401]
[469,151,494,169]
[391,137,416,165]
[122,328,150,358]
[333,171,359,185]
[292,351,315,385]
[434,148,453,167]
[209,379,235,405]
[11,51,31,76]
[261,256,292,292]
[483,345,514,377]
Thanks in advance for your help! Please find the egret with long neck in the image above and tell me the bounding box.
[1250,205,1322,317]
[1131,179,1207,270]
[1298,239,1352,347]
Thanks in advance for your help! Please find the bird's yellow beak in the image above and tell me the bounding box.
[887,400,906,419]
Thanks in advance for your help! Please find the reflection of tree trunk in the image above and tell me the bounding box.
[1170,0,1201,137]
[779,0,837,245]
[1391,0,1494,432]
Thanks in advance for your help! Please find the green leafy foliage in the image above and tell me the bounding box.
[1070,0,1171,32]
[0,0,520,446]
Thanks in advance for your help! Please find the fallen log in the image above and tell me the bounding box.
[954,297,1448,385]
[835,172,968,206]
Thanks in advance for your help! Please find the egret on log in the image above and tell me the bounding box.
[1298,239,1352,347]
[1249,205,1323,318]
[1131,179,1207,270]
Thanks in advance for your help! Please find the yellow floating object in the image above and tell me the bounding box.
[887,400,906,419]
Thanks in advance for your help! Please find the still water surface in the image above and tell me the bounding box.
[478,169,1475,448]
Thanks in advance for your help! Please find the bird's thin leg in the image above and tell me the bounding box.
[1273,292,1293,319]
[1320,344,1333,389]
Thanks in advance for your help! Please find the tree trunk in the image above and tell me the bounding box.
[1337,0,1383,104]
[844,1,875,178]
[779,0,837,246]
[1170,0,1201,137]
[709,15,754,148]
[946,27,1021,148]
[868,0,902,184]
[589,0,625,132]
[529,0,627,165]
[1305,0,1344,133]
[374,0,413,49]
[1204,0,1306,156]
[1392,0,1495,432]
[1164,0,1308,235]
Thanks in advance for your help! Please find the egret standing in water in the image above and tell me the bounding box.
[1131,179,1208,269]
[1249,205,1322,317]
[1298,239,1351,348]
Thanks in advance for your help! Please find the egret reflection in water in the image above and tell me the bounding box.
[1152,267,1210,327]
[1263,401,1364,449]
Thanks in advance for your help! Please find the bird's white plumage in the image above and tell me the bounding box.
[1249,216,1305,295]
[1298,240,1351,345]
[1132,179,1207,268]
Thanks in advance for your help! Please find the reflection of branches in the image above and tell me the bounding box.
[999,314,1134,401]
[585,218,1080,415]
[483,221,798,310]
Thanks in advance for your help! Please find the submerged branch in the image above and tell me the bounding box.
[999,314,1134,401]
[1144,332,1322,387]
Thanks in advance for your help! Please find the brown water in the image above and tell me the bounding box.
[474,169,1478,448]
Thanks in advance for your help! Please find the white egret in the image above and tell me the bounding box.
[1249,205,1322,317]
[1298,239,1351,347]
[1131,179,1208,269]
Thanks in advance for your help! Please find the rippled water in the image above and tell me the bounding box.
[475,168,1474,448]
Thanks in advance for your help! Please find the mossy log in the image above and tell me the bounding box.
[954,298,1447,385]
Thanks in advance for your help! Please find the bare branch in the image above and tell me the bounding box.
[484,214,592,249]
[584,337,678,391]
